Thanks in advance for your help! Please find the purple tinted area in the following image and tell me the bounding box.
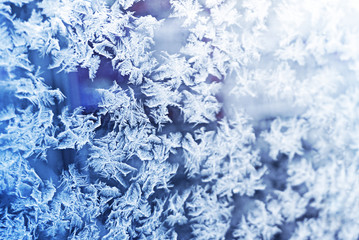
[130,0,171,19]
[67,58,128,112]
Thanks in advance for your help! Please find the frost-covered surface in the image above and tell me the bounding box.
[1,0,359,239]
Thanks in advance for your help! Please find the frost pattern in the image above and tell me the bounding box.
[1,0,359,239]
